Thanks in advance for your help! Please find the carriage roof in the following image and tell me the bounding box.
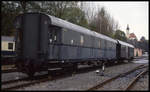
[47,14,117,43]
[117,40,134,48]
[15,12,117,43]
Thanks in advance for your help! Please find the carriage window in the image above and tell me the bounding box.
[8,43,13,50]
[80,35,84,45]
[48,25,61,44]
[99,40,101,48]
[62,28,67,32]
[54,35,57,41]
[71,40,74,44]
[49,39,52,43]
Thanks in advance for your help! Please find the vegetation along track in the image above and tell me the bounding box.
[87,64,148,91]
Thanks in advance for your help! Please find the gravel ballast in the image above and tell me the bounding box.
[14,61,148,91]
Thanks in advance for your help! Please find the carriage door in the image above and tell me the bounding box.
[48,25,61,59]
[128,47,130,59]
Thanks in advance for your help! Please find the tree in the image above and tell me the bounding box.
[62,7,89,28]
[2,1,118,38]
[20,1,27,13]
[1,1,79,36]
[114,30,127,42]
[38,1,78,18]
[78,2,96,24]
[140,36,146,42]
[139,36,149,52]
[1,1,22,36]
[88,7,118,38]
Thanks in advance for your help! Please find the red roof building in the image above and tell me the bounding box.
[129,33,137,40]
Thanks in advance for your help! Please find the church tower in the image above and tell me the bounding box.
[126,24,130,38]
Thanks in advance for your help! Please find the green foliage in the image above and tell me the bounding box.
[1,1,115,39]
[1,1,81,36]
[1,1,21,36]
[114,30,127,42]
[139,39,149,52]
[62,7,89,28]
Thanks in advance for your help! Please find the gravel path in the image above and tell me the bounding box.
[14,62,148,91]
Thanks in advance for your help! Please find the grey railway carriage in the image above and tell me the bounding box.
[13,13,133,76]
[117,40,134,60]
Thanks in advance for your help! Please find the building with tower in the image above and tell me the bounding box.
[126,24,142,57]
[129,33,137,40]
[126,24,137,40]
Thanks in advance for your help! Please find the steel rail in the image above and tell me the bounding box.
[2,73,48,85]
[2,69,75,90]
[2,77,51,90]
[1,63,121,89]
[124,68,148,90]
[2,68,18,73]
[87,64,146,90]
[1,63,117,90]
[2,63,146,90]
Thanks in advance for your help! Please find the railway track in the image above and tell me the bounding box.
[1,65,97,90]
[2,68,18,73]
[1,62,126,90]
[2,73,50,90]
[2,67,70,90]
[2,62,144,90]
[2,65,92,90]
[124,69,148,90]
[87,64,148,91]
[2,64,17,73]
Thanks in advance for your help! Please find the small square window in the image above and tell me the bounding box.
[8,43,13,50]
[71,40,74,44]
[99,40,101,48]
[54,35,57,41]
[80,35,84,45]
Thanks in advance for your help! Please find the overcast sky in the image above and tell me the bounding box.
[88,1,149,40]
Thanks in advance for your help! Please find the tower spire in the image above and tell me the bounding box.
[126,24,129,30]
[126,24,130,38]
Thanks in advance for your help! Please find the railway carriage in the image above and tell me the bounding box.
[117,40,134,60]
[1,36,15,56]
[13,12,133,76]
[47,15,117,62]
[1,36,16,65]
